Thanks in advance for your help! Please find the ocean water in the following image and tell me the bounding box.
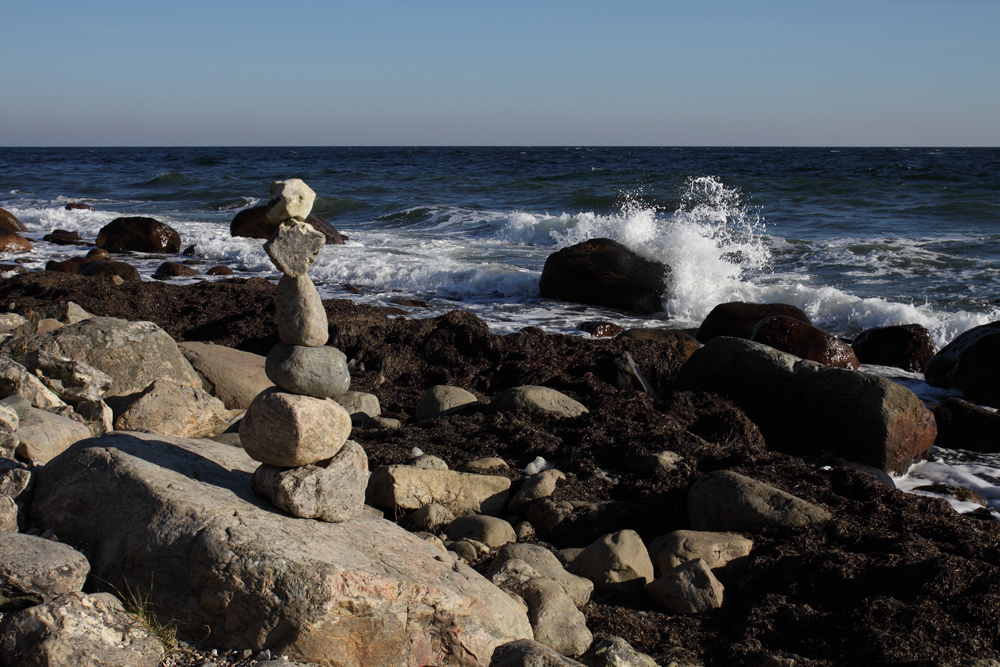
[1,146,999,515]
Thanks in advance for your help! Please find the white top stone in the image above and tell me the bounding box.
[266,178,316,223]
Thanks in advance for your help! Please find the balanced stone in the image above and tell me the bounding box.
[265,343,350,398]
[240,388,352,467]
[252,440,369,522]
[264,219,325,277]
[266,178,316,223]
[276,273,329,347]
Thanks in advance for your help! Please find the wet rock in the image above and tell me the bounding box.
[933,398,1000,453]
[114,378,237,439]
[645,559,725,614]
[750,316,860,369]
[42,229,89,246]
[925,321,1000,407]
[275,273,329,347]
[230,206,348,245]
[367,465,511,516]
[446,515,517,548]
[0,229,32,253]
[64,203,94,211]
[239,388,352,467]
[539,238,669,314]
[95,216,181,253]
[569,530,654,593]
[0,208,28,232]
[578,322,624,338]
[852,323,936,372]
[77,259,142,282]
[0,533,91,610]
[688,470,831,532]
[45,257,87,274]
[491,386,588,419]
[416,385,480,420]
[265,343,350,398]
[206,265,234,275]
[696,302,811,343]
[152,261,199,278]
[178,341,274,410]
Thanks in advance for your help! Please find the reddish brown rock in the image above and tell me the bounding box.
[0,208,28,233]
[206,265,234,276]
[77,261,141,283]
[696,302,811,343]
[539,238,669,314]
[46,257,89,274]
[751,315,860,369]
[0,263,27,275]
[42,229,89,246]
[0,230,32,253]
[86,248,112,261]
[933,398,1000,453]
[851,324,936,372]
[64,203,94,211]
[230,205,348,245]
[925,321,1000,407]
[96,217,181,253]
[153,261,199,279]
[579,321,625,338]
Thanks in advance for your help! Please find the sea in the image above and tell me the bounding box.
[2,146,999,517]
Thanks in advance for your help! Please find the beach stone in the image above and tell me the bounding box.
[448,539,482,562]
[45,257,87,274]
[0,426,16,459]
[276,273,329,347]
[925,321,1000,407]
[1,316,202,399]
[411,503,455,532]
[19,350,113,404]
[446,515,517,548]
[16,408,93,463]
[0,229,32,253]
[491,639,587,667]
[178,341,274,410]
[569,530,654,593]
[579,636,659,667]
[265,343,350,398]
[367,465,511,516]
[43,229,88,246]
[852,323,936,372]
[0,495,16,532]
[519,577,593,657]
[647,530,753,584]
[415,385,480,420]
[239,388,352,467]
[65,203,94,211]
[509,469,565,514]
[490,558,544,590]
[491,386,588,419]
[695,301,811,343]
[95,216,181,253]
[206,265,234,275]
[0,460,32,503]
[252,440,369,523]
[152,261,199,279]
[0,401,18,432]
[34,318,63,334]
[465,457,510,473]
[645,559,725,614]
[578,321,624,338]
[0,208,28,232]
[0,591,165,667]
[77,260,142,282]
[413,454,448,470]
[332,391,381,423]
[539,238,669,314]
[83,248,110,261]
[1,395,31,421]
[266,179,317,223]
[933,398,1000,453]
[114,378,238,439]
[751,316,860,369]
[676,336,937,474]
[489,543,594,608]
[688,470,831,532]
[264,219,325,277]
[230,205,348,245]
[76,399,114,434]
[0,356,68,411]
[363,415,401,430]
[0,533,91,610]
[0,313,27,333]
[31,431,533,664]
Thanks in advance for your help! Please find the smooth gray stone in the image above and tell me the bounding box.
[0,532,91,610]
[275,274,329,347]
[265,343,350,399]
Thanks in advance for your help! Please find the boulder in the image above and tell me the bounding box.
[114,378,237,439]
[509,469,566,514]
[367,465,511,517]
[0,208,28,233]
[252,440,369,523]
[933,398,1000,453]
[750,316,860,369]
[446,515,517,549]
[852,323,936,372]
[488,544,593,608]
[265,343,350,399]
[0,459,32,504]
[239,388,352,467]
[491,386,588,419]
[539,238,668,314]
[569,530,654,593]
[411,503,456,532]
[645,559,725,614]
[206,265,234,275]
[19,350,113,404]
[0,591,165,667]
[0,357,67,411]
[65,203,94,211]
[95,216,181,253]
[647,530,753,583]
[416,385,480,421]
[695,302,811,343]
[578,322,624,338]
[16,408,93,463]
[152,261,199,278]
[276,273,329,347]
[177,341,274,410]
[925,321,1000,407]
[579,637,658,667]
[0,496,16,532]
[45,257,87,274]
[2,317,202,399]
[0,229,32,253]
[519,577,593,657]
[0,533,91,610]
[31,432,532,664]
[333,391,382,422]
[84,249,111,262]
[263,218,325,277]
[688,470,831,532]
[231,206,348,245]
[676,337,937,473]
[266,179,317,223]
[76,260,142,282]
[491,640,587,667]
[42,229,89,246]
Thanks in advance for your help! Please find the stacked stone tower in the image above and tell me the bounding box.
[240,179,369,522]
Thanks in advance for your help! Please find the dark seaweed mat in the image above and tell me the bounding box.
[3,271,1000,666]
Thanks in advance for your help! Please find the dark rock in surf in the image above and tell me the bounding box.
[42,229,89,246]
[751,315,859,369]
[46,258,89,274]
[0,230,32,254]
[96,217,181,254]
[86,248,112,261]
[0,209,28,233]
[696,301,811,343]
[924,321,1000,407]
[206,265,234,276]
[77,260,141,283]
[153,261,199,279]
[934,397,1000,453]
[579,321,624,338]
[852,324,936,372]
[230,205,348,245]
[65,203,94,211]
[539,238,669,314]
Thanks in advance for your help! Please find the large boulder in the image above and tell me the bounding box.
[933,398,1000,453]
[0,208,28,233]
[31,432,533,666]
[695,302,811,343]
[688,471,831,532]
[230,205,348,245]
[677,337,937,474]
[177,341,274,410]
[0,229,32,253]
[852,323,936,372]
[539,238,669,314]
[750,316,859,369]
[113,378,237,439]
[77,260,142,282]
[95,217,181,253]
[925,321,1000,407]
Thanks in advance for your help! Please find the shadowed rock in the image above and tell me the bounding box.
[96,217,181,253]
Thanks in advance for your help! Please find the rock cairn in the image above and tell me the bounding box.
[239,179,369,522]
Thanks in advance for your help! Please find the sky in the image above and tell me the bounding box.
[2,0,998,147]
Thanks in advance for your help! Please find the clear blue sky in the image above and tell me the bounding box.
[2,0,998,146]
